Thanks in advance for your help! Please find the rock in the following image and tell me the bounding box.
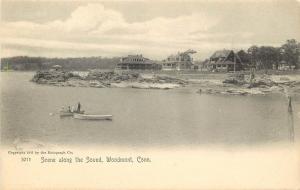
[85,71,140,83]
[225,89,248,95]
[223,73,246,85]
[280,77,290,81]
[203,88,215,94]
[223,78,239,85]
[89,81,105,88]
[32,70,81,84]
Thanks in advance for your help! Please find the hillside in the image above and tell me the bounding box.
[1,56,121,71]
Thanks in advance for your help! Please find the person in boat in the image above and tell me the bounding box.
[68,106,71,112]
[77,102,81,112]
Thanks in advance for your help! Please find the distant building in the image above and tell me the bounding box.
[277,61,296,70]
[116,54,159,70]
[162,49,197,71]
[208,50,243,72]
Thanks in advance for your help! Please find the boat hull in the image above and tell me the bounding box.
[60,110,84,117]
[73,113,113,120]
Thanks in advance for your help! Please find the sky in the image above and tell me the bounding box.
[1,0,300,60]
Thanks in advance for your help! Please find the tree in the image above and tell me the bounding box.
[237,50,250,65]
[257,46,280,70]
[247,46,280,70]
[281,39,300,69]
[247,45,259,67]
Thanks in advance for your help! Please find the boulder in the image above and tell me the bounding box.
[223,73,246,85]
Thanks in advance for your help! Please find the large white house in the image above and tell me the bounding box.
[161,49,197,71]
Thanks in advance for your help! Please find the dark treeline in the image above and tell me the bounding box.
[1,56,120,71]
[237,39,300,70]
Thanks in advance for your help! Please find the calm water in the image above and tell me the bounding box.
[1,72,299,147]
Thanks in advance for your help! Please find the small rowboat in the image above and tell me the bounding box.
[73,113,113,120]
[60,110,84,117]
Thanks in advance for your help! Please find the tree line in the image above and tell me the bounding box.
[237,39,300,69]
[1,56,121,71]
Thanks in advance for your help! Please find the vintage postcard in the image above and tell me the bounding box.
[1,0,300,189]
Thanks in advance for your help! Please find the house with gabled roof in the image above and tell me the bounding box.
[208,50,243,72]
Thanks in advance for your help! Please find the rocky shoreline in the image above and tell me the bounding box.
[31,70,300,95]
[194,73,300,96]
[31,70,188,90]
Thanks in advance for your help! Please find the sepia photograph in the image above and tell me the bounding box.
[1,0,300,189]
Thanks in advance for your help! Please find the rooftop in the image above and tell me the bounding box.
[210,50,232,59]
